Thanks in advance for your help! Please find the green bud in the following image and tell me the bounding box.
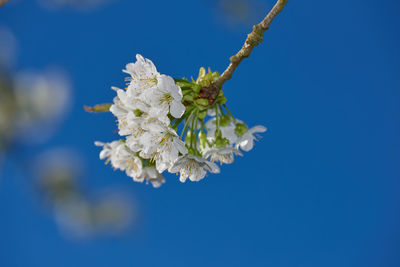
[214,137,230,148]
[235,122,248,137]
[198,131,208,150]
[185,130,192,146]
[219,114,231,126]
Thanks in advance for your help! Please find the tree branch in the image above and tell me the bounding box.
[0,0,8,8]
[212,0,289,90]
[84,103,111,113]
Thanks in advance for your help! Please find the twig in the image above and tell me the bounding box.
[0,0,8,8]
[212,0,289,90]
[84,103,111,113]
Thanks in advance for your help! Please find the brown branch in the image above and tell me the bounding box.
[0,0,8,8]
[212,0,289,90]
[84,103,111,113]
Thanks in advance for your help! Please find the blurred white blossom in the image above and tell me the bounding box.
[34,148,136,239]
[0,26,17,68]
[13,68,72,143]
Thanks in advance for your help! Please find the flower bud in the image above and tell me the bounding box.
[198,131,208,150]
[219,114,231,126]
[214,136,230,148]
[235,122,248,137]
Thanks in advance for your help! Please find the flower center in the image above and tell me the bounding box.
[127,157,139,172]
[159,132,173,151]
[185,159,198,175]
[132,127,144,138]
[159,93,172,105]
[130,75,157,87]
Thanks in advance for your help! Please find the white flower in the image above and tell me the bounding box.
[111,88,170,138]
[125,132,144,153]
[205,117,238,144]
[235,125,267,152]
[135,166,166,188]
[139,121,187,172]
[123,54,161,96]
[203,146,242,165]
[169,155,220,183]
[110,88,149,126]
[141,75,185,118]
[117,111,143,137]
[95,140,143,179]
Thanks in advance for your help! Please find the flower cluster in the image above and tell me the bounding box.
[94,55,266,187]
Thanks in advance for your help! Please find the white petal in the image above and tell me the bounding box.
[179,175,187,183]
[170,101,185,118]
[239,139,253,152]
[249,125,267,134]
[189,168,206,182]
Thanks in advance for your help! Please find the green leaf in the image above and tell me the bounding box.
[195,98,209,107]
[183,94,194,102]
[216,95,227,105]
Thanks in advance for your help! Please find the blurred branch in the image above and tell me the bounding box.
[212,0,289,89]
[84,103,111,113]
[0,0,8,7]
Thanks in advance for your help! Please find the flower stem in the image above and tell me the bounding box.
[190,109,198,148]
[215,105,220,134]
[223,104,236,123]
[180,109,195,140]
[194,112,199,148]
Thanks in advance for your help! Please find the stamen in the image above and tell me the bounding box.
[159,93,172,105]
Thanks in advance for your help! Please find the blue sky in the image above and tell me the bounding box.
[1,0,399,266]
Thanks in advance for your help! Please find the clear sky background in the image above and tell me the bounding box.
[1,0,400,266]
